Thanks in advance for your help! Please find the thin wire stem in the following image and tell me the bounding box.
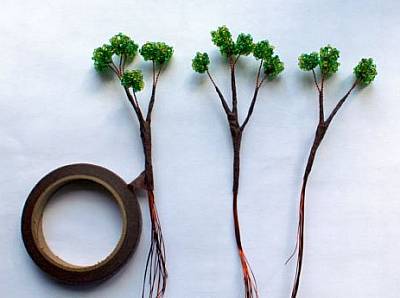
[142,190,167,298]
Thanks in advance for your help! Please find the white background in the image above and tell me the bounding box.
[0,0,399,297]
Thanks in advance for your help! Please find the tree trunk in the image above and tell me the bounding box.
[140,121,154,191]
[291,122,327,298]
[231,126,243,249]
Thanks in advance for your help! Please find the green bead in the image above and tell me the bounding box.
[110,33,138,58]
[253,40,274,60]
[92,44,113,72]
[192,52,210,73]
[354,58,377,85]
[211,25,235,57]
[234,33,254,56]
[319,45,340,76]
[121,70,144,92]
[140,42,174,64]
[298,52,319,71]
[263,55,284,79]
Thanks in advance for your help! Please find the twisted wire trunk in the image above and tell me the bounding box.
[140,122,167,298]
[291,123,326,298]
[231,126,258,298]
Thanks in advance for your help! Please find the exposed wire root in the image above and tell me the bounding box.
[142,190,167,298]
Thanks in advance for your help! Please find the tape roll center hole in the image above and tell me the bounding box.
[42,181,123,267]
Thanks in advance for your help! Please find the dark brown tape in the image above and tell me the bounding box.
[21,163,142,285]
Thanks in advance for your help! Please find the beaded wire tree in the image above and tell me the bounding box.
[92,33,173,298]
[288,45,377,298]
[192,26,284,298]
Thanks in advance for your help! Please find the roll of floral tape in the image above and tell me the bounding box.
[21,163,142,285]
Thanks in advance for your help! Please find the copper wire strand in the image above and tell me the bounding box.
[142,190,167,298]
[234,191,259,298]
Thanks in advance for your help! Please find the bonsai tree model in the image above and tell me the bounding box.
[92,33,173,298]
[192,26,284,298]
[289,46,377,297]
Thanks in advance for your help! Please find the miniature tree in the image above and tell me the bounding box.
[289,46,377,297]
[192,26,284,298]
[93,33,173,298]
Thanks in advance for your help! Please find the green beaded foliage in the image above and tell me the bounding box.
[121,70,144,92]
[192,52,210,73]
[92,44,113,72]
[211,26,235,56]
[110,33,138,58]
[140,42,174,64]
[298,52,319,71]
[319,45,340,76]
[263,55,284,79]
[354,58,377,85]
[194,26,284,78]
[234,33,254,56]
[253,40,274,61]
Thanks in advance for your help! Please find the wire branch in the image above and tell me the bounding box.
[312,69,321,92]
[241,60,266,130]
[241,86,261,130]
[234,55,241,65]
[206,70,231,115]
[255,60,263,87]
[257,75,268,89]
[132,91,142,113]
[124,86,144,123]
[155,66,162,84]
[318,75,325,123]
[146,62,163,122]
[325,81,358,127]
[152,61,156,84]
[119,55,124,73]
[122,55,126,73]
[230,57,238,115]
[111,61,121,77]
[108,64,121,79]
